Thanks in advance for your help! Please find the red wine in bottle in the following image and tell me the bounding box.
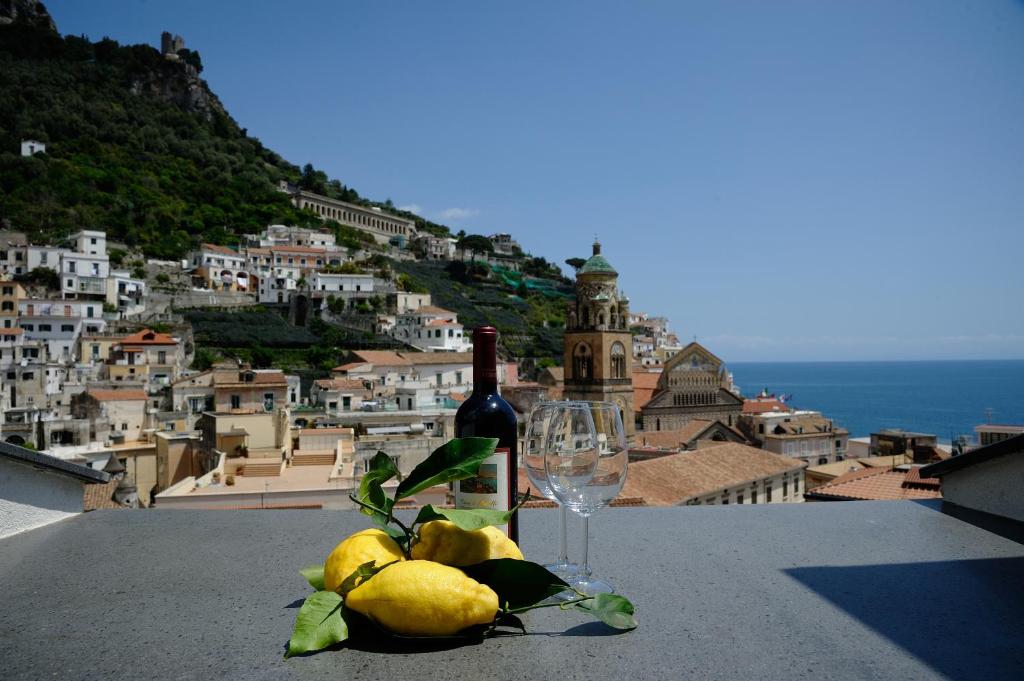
[454,326,519,542]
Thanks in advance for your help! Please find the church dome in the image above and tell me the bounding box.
[579,240,617,275]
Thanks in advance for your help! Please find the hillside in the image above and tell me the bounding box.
[0,9,449,257]
[0,5,572,365]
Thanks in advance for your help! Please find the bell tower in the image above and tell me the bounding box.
[563,240,635,441]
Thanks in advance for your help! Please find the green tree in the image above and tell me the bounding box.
[565,257,586,271]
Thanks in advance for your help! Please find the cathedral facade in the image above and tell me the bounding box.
[562,241,635,442]
[639,342,743,432]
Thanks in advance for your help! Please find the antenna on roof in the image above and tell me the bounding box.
[985,407,994,424]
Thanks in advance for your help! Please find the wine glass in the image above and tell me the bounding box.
[522,402,578,579]
[546,401,627,595]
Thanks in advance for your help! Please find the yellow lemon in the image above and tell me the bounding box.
[410,520,523,566]
[345,560,499,636]
[323,528,405,593]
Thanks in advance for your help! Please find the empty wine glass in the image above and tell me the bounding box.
[546,401,627,595]
[522,402,578,579]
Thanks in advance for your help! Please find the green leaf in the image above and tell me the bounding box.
[285,591,348,658]
[356,451,399,523]
[574,593,638,630]
[461,559,571,610]
[336,559,398,596]
[414,504,516,532]
[298,564,324,591]
[395,437,498,500]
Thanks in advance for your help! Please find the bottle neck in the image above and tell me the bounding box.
[473,331,498,393]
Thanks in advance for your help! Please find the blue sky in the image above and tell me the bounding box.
[49,1,1024,361]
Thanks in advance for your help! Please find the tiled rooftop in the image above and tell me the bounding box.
[805,467,942,501]
[620,443,805,505]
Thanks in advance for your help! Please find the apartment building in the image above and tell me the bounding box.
[738,410,849,466]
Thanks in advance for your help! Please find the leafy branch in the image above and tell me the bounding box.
[287,437,637,658]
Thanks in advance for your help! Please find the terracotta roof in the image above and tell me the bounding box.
[247,248,271,255]
[635,420,716,449]
[313,378,369,392]
[331,361,370,373]
[743,399,793,415]
[119,328,177,345]
[902,466,941,489]
[86,389,148,402]
[425,318,461,327]
[804,467,942,501]
[448,391,467,403]
[402,352,473,365]
[0,328,23,336]
[632,370,661,411]
[411,305,456,315]
[351,351,412,367]
[83,478,123,511]
[201,243,242,256]
[619,443,805,506]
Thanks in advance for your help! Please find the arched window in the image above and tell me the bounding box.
[610,341,625,379]
[574,343,593,381]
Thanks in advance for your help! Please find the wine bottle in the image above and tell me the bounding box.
[454,326,519,542]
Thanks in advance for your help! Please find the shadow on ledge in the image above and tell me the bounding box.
[785,557,1024,681]
[912,499,1024,545]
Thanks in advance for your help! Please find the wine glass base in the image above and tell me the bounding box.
[543,561,579,579]
[569,575,615,596]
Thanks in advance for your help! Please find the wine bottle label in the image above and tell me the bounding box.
[455,447,512,536]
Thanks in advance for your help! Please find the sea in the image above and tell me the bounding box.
[728,360,1024,443]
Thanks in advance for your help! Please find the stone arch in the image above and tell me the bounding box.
[610,342,627,379]
[5,434,25,446]
[573,342,593,380]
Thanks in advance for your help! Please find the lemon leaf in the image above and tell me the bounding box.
[284,591,348,658]
[462,558,571,609]
[298,564,324,591]
[395,437,498,500]
[356,451,398,522]
[574,593,638,630]
[336,559,398,595]
[413,504,514,531]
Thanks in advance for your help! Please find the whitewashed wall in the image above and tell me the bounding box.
[0,458,84,539]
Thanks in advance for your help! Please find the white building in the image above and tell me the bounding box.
[246,224,340,251]
[392,305,469,352]
[26,245,68,272]
[61,252,110,299]
[312,272,374,294]
[17,299,106,362]
[20,140,46,157]
[106,272,146,316]
[73,230,107,257]
[311,377,370,414]
[188,244,249,291]
[395,292,432,314]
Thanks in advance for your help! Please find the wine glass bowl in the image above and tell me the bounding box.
[544,401,627,595]
[522,402,580,579]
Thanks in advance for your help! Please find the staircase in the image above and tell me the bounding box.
[239,460,282,477]
[292,451,336,467]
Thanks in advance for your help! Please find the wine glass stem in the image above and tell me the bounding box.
[558,504,568,563]
[580,515,591,577]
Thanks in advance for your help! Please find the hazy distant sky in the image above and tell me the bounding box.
[48,1,1024,361]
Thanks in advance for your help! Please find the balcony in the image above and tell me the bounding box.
[73,276,107,295]
[1,501,1022,679]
